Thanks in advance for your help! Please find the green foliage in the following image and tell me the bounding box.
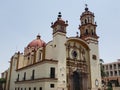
[107,87,112,90]
[100,59,107,78]
[101,67,106,78]
[100,59,104,63]
[0,78,6,84]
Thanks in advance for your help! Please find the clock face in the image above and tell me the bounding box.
[71,50,78,59]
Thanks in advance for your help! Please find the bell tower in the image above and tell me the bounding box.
[79,4,99,44]
[79,5,101,90]
[51,12,68,90]
[51,12,68,35]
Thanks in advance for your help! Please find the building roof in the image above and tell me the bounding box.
[27,34,46,48]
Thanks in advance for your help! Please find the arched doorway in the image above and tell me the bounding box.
[73,71,81,90]
[68,70,88,90]
[66,39,90,90]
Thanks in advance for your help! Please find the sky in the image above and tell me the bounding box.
[0,0,120,76]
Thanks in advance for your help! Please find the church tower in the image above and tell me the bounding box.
[51,12,68,90]
[79,4,99,43]
[79,5,101,89]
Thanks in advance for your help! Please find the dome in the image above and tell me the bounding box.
[80,4,94,18]
[27,35,46,48]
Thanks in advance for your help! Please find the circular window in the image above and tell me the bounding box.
[71,50,78,59]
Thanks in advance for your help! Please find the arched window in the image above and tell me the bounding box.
[85,29,88,35]
[17,74,19,81]
[87,17,89,23]
[39,87,42,90]
[31,70,35,80]
[81,21,83,24]
[23,72,26,80]
[85,19,87,24]
[91,29,94,35]
[29,87,31,90]
[28,56,30,60]
[38,50,42,61]
[39,52,42,60]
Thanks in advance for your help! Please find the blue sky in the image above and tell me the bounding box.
[0,0,120,76]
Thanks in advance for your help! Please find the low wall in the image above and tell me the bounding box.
[113,87,120,90]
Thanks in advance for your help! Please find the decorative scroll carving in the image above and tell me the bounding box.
[66,42,86,61]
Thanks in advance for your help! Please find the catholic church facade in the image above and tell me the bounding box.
[1,6,101,90]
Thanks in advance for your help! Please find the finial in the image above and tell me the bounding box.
[58,12,62,18]
[95,22,97,25]
[76,32,79,37]
[85,4,88,11]
[37,34,41,39]
[66,20,68,24]
[85,4,88,8]
[51,22,53,25]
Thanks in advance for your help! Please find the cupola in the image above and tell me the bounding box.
[79,4,99,42]
[51,12,68,35]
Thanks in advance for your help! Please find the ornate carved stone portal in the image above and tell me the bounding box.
[66,40,90,90]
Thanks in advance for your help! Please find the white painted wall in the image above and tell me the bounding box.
[9,55,18,90]
[45,41,53,60]
[88,41,101,90]
[9,58,58,90]
[53,32,67,90]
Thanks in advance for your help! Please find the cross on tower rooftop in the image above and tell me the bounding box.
[85,4,88,11]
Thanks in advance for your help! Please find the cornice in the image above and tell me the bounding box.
[16,59,58,71]
[15,78,58,84]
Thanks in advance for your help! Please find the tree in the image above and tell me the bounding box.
[0,78,6,84]
[0,78,6,90]
[100,59,106,78]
